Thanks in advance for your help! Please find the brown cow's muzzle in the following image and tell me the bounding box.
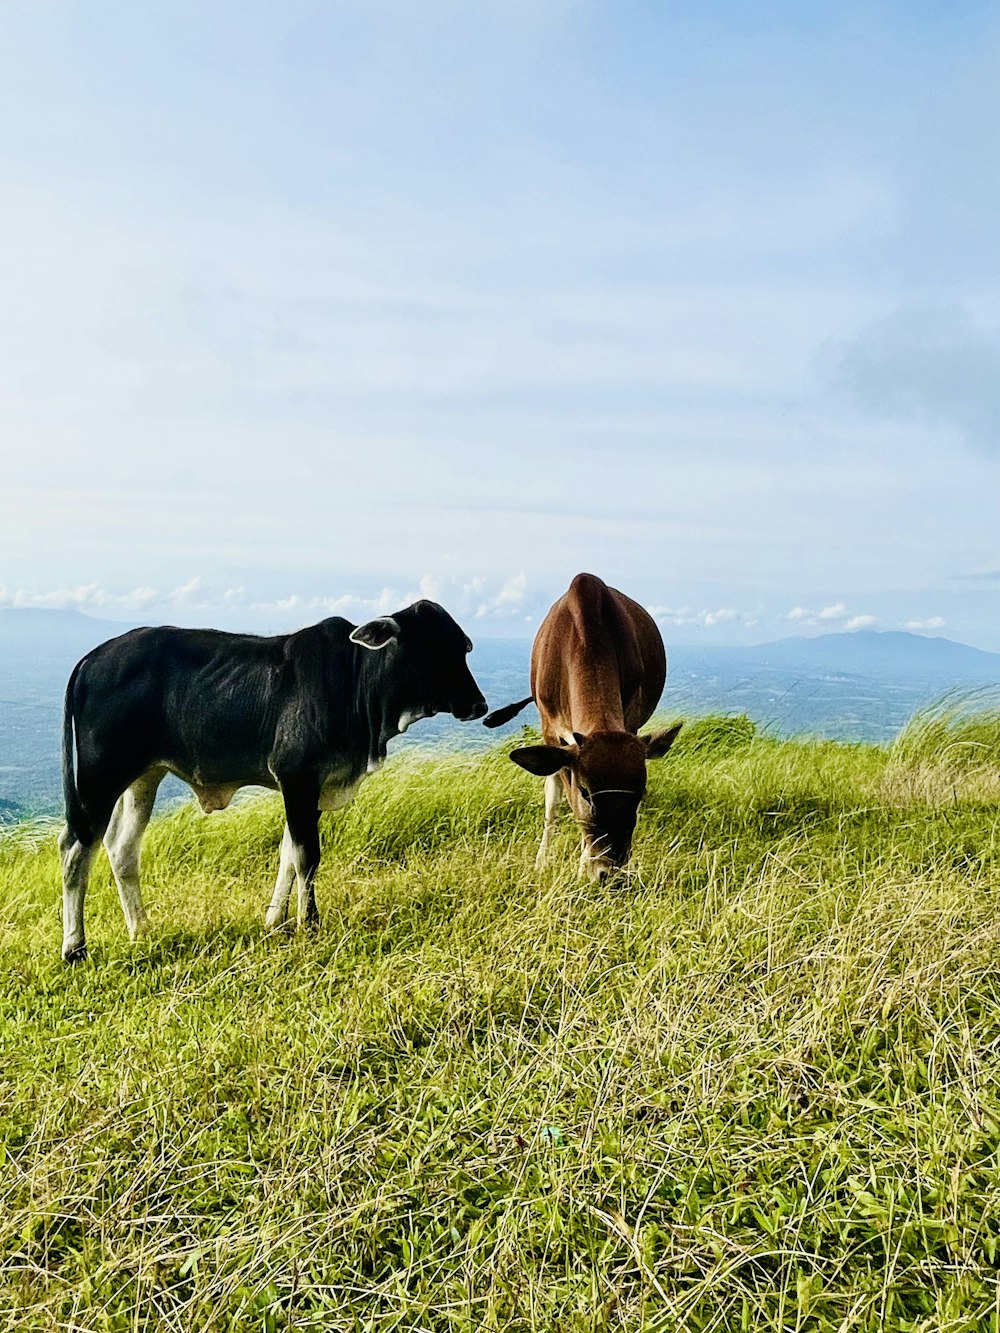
[581,834,632,883]
[579,791,638,881]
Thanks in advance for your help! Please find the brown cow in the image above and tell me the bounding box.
[484,573,682,879]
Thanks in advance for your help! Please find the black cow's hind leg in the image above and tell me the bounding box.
[280,781,322,930]
[60,803,114,963]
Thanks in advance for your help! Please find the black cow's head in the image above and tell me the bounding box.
[349,599,487,732]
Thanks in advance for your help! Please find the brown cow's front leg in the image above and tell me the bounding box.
[280,780,322,930]
[535,771,565,869]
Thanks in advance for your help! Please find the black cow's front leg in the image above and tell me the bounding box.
[265,823,296,929]
[279,780,322,930]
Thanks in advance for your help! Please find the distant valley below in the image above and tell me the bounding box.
[2,609,999,823]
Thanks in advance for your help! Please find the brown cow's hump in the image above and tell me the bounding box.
[566,572,617,619]
[568,571,609,597]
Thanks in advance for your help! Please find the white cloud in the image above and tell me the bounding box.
[786,605,822,626]
[251,586,412,618]
[0,583,160,612]
[476,572,528,619]
[648,605,742,630]
[495,572,527,607]
[416,574,444,603]
[168,577,208,609]
[904,615,946,631]
[0,573,542,632]
[704,607,737,627]
[786,601,875,630]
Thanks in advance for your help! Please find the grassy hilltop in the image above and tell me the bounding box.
[3,705,1000,1332]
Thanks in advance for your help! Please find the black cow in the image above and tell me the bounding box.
[59,600,487,961]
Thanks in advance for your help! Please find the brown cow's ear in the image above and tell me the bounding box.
[643,722,683,759]
[509,745,575,777]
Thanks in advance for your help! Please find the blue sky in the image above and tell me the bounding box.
[1,1,999,644]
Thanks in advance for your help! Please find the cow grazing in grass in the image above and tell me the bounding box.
[59,601,487,961]
[484,573,681,879]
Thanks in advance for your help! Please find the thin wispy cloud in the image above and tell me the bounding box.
[834,303,1000,455]
[904,616,946,631]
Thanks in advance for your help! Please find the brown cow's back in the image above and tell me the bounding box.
[530,572,666,739]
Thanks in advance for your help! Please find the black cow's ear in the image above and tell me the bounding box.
[643,722,683,758]
[350,617,401,650]
[464,634,473,652]
[509,745,574,777]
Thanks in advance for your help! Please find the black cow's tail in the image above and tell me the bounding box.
[62,658,90,844]
[482,696,534,729]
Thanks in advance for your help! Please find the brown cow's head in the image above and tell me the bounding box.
[509,723,682,879]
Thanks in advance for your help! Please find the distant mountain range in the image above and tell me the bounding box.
[672,629,1000,679]
[2,610,999,820]
[0,606,133,646]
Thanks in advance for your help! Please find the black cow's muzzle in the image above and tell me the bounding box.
[455,700,488,722]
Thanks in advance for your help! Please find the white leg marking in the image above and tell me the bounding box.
[265,824,296,928]
[104,769,164,941]
[536,772,563,869]
[60,826,98,962]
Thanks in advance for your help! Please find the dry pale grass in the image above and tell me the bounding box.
[884,688,1000,807]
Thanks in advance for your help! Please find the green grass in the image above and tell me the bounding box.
[3,716,1000,1331]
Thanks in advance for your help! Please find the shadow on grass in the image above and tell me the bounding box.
[106,919,273,970]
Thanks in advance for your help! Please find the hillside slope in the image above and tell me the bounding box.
[3,719,1000,1330]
